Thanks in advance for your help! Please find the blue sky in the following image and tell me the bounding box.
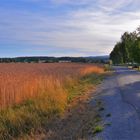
[0,0,140,57]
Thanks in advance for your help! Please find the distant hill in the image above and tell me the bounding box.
[86,55,109,59]
[85,55,109,62]
[0,56,109,63]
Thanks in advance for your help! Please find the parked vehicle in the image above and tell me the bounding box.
[132,64,139,69]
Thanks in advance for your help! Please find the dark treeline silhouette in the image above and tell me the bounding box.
[0,56,109,64]
[110,26,140,64]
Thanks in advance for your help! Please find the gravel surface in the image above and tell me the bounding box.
[93,66,140,140]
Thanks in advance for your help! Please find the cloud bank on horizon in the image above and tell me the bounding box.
[0,0,140,57]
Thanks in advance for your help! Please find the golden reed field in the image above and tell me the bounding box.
[0,63,105,139]
[0,63,104,108]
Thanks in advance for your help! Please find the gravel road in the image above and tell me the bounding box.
[93,66,140,140]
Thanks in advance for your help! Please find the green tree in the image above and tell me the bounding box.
[110,27,140,64]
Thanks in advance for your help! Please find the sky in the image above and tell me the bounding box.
[0,0,140,57]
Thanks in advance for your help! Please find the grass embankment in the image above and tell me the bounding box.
[67,73,104,102]
[0,65,105,140]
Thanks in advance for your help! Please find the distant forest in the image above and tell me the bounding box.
[0,56,109,63]
[110,26,140,64]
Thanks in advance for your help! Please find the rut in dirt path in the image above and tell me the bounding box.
[44,90,99,140]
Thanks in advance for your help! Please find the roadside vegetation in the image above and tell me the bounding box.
[0,63,105,139]
[110,26,140,64]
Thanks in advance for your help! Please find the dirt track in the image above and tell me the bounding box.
[44,87,99,140]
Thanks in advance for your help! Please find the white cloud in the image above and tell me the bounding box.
[98,0,133,11]
[0,0,140,56]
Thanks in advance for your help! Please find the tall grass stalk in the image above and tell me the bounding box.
[0,63,105,139]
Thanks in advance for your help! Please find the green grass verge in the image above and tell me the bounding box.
[67,74,104,102]
[104,64,113,71]
[0,73,105,140]
[93,125,104,134]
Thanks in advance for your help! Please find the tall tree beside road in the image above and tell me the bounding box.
[110,27,140,64]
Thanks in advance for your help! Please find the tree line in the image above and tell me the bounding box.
[0,56,109,63]
[110,26,140,64]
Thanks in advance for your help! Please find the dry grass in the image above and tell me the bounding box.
[0,63,104,108]
[81,65,104,76]
[0,63,105,139]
